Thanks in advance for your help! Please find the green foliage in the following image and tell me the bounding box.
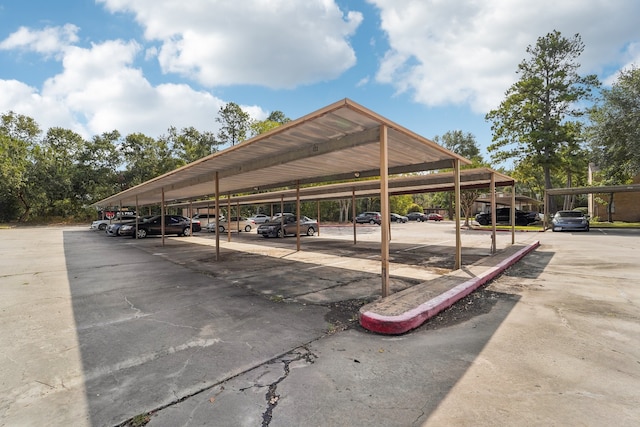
[0,111,41,221]
[407,203,423,213]
[389,195,414,215]
[486,31,599,212]
[433,131,487,221]
[250,110,291,137]
[216,102,251,146]
[589,66,640,182]
[165,126,219,163]
[434,130,485,165]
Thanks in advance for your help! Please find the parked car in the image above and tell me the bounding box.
[427,213,443,221]
[248,214,270,224]
[105,216,154,236]
[257,213,318,238]
[91,219,111,231]
[406,212,427,222]
[354,212,382,225]
[192,213,224,225]
[475,208,536,226]
[91,211,138,230]
[206,217,256,233]
[551,210,590,232]
[119,215,200,238]
[390,213,408,223]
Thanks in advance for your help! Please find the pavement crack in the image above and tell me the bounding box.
[261,347,317,427]
[124,296,143,318]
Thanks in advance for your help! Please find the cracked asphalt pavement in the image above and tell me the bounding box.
[1,224,639,426]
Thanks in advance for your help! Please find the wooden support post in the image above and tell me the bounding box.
[352,188,357,245]
[215,172,220,261]
[296,181,301,251]
[380,125,390,297]
[454,159,462,269]
[317,201,321,236]
[490,173,497,254]
[511,186,516,244]
[161,188,165,247]
[227,194,231,242]
[135,195,139,239]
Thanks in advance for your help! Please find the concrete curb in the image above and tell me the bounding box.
[359,241,541,335]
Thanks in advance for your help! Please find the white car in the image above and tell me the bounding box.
[206,217,256,233]
[90,219,111,231]
[248,214,271,224]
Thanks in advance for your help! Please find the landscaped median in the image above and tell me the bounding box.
[359,241,541,335]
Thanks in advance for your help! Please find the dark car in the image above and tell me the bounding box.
[257,213,318,238]
[390,213,408,223]
[475,208,536,226]
[427,213,443,221]
[105,215,154,236]
[406,212,427,222]
[551,210,589,232]
[119,215,200,238]
[354,212,382,225]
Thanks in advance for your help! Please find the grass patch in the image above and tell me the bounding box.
[474,225,544,232]
[590,221,640,228]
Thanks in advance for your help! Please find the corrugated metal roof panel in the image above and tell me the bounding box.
[92,99,473,207]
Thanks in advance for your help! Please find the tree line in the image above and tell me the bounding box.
[1,31,638,223]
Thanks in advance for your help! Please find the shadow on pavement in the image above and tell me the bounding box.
[61,230,543,426]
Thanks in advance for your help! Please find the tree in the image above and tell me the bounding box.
[250,111,291,137]
[32,127,87,217]
[0,112,40,221]
[120,133,180,188]
[589,65,640,182]
[78,130,123,207]
[434,131,487,226]
[486,31,599,213]
[216,102,251,147]
[165,126,219,164]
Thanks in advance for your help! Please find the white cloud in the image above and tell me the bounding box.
[0,35,231,139]
[98,0,363,88]
[368,0,640,113]
[0,24,79,57]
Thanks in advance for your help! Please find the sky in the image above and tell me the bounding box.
[1,0,639,168]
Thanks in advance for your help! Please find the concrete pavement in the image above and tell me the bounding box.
[1,224,638,426]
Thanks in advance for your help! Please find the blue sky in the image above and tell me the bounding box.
[1,0,639,168]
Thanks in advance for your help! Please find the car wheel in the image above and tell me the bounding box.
[369,219,375,225]
[277,228,285,238]
[244,225,252,232]
[306,227,316,236]
[98,223,107,231]
[218,225,225,233]
[182,227,191,236]
[137,228,147,238]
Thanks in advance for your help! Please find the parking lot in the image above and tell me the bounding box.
[1,222,639,426]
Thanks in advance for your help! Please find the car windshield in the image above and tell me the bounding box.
[556,211,584,218]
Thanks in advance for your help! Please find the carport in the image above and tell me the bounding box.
[543,183,640,227]
[93,99,477,297]
[171,167,516,248]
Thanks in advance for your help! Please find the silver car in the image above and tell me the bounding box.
[551,210,589,232]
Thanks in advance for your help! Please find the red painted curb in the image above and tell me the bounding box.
[359,241,541,335]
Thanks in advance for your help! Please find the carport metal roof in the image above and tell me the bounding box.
[92,99,490,298]
[92,98,470,208]
[170,168,515,209]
